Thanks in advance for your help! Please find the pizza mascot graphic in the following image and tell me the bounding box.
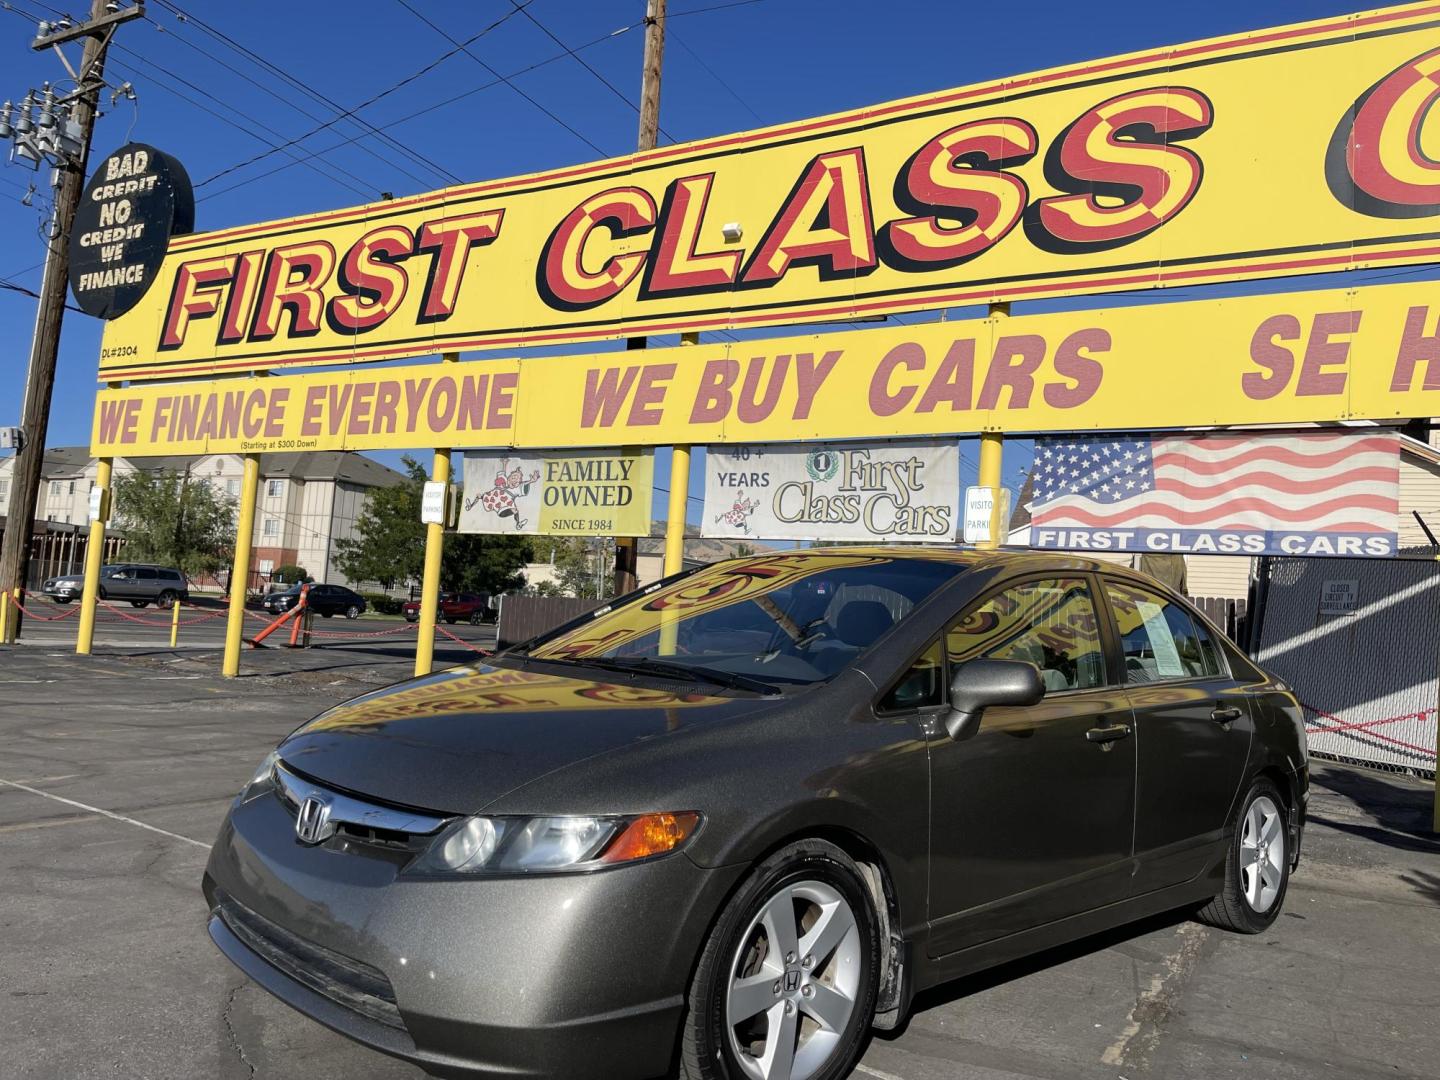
[468,458,541,530]
[714,491,761,533]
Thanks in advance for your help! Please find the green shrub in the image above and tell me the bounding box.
[360,592,404,615]
[272,564,310,584]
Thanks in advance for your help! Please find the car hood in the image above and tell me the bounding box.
[47,575,83,585]
[276,661,770,814]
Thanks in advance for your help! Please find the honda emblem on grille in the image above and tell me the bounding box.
[295,796,335,845]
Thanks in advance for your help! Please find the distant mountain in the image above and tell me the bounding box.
[637,522,773,562]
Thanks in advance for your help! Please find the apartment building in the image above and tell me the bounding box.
[0,449,406,588]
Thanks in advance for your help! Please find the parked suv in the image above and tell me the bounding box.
[261,583,367,619]
[43,564,189,608]
[401,591,494,625]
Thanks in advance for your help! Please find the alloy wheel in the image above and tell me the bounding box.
[1240,794,1285,913]
[725,879,861,1080]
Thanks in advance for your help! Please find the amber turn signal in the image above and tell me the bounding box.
[600,812,701,863]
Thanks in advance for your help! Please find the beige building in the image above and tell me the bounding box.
[0,448,405,589]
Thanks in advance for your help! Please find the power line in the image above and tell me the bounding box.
[511,1,675,143]
[106,50,376,201]
[148,0,457,189]
[667,24,762,123]
[196,20,645,203]
[670,0,769,15]
[139,12,436,191]
[395,0,608,158]
[194,1,539,189]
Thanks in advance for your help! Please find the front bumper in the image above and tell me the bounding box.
[42,584,80,600]
[203,789,743,1079]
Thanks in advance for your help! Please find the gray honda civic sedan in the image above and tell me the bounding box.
[203,548,1307,1080]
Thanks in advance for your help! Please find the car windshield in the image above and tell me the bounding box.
[521,552,966,687]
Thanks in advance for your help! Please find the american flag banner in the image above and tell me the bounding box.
[1029,432,1401,558]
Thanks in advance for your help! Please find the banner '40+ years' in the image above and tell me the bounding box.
[96,3,1440,381]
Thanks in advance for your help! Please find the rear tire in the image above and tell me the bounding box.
[130,600,148,609]
[469,611,483,626]
[680,839,879,1080]
[1195,777,1290,934]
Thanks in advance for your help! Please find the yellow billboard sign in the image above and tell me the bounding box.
[99,3,1440,382]
[91,279,1440,456]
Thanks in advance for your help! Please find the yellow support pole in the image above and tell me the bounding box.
[222,454,261,678]
[974,302,1010,551]
[414,447,451,678]
[75,457,113,655]
[977,432,1004,550]
[659,333,698,655]
[170,591,181,648]
[663,444,691,577]
[415,352,459,679]
[0,587,10,645]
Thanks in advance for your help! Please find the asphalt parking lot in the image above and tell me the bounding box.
[1,641,1437,1080]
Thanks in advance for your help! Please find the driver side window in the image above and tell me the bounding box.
[946,577,1105,693]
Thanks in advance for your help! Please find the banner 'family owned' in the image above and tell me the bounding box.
[704,442,960,542]
[99,3,1440,381]
[1027,431,1402,557]
[459,450,653,537]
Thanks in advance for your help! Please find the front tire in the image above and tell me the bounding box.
[156,590,177,609]
[345,605,361,620]
[1195,778,1290,934]
[681,839,879,1080]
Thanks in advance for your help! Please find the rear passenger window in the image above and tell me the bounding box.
[1104,582,1220,683]
[946,577,1105,692]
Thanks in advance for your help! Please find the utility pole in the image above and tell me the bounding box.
[614,0,667,595]
[0,0,140,642]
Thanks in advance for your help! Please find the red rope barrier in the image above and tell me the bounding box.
[7,595,81,622]
[1301,701,1437,759]
[436,623,492,656]
[306,622,418,640]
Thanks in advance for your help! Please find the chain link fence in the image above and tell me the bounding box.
[1254,555,1438,778]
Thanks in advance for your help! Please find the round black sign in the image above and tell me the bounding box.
[68,143,194,320]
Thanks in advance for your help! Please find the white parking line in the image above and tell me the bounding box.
[856,1064,907,1080]
[0,778,212,850]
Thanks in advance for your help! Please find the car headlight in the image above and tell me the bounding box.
[409,812,700,876]
[235,749,278,805]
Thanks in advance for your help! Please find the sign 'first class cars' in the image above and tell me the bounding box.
[703,441,960,542]
[97,4,1440,380]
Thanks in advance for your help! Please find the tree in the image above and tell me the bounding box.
[442,534,531,595]
[332,457,427,590]
[548,537,615,600]
[334,455,532,593]
[113,467,236,578]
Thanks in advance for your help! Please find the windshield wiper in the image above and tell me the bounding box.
[565,655,781,696]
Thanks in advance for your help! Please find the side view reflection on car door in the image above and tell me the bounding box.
[922,575,1137,956]
[1103,581,1253,897]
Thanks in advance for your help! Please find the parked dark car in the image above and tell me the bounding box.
[43,564,189,608]
[401,591,495,625]
[261,583,367,620]
[204,550,1307,1080]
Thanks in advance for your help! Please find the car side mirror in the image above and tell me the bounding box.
[944,659,1046,742]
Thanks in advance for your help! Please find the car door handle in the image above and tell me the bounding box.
[1210,706,1243,724]
[1086,723,1131,745]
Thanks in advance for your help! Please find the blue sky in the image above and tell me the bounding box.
[3,0,1437,520]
